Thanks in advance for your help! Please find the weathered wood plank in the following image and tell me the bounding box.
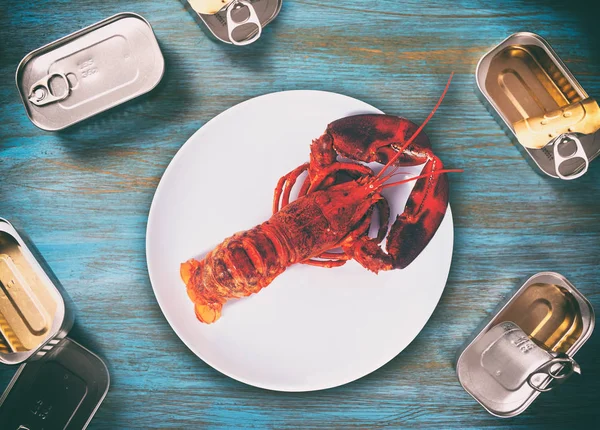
[1,0,599,428]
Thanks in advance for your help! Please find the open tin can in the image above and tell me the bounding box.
[0,219,109,428]
[186,0,282,45]
[476,33,600,180]
[16,12,164,131]
[456,272,594,417]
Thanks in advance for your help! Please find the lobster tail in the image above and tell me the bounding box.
[195,302,223,324]
[181,259,222,323]
[181,222,296,323]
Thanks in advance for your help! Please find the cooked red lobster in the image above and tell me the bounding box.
[181,76,460,323]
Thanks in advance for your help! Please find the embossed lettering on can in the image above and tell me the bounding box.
[0,219,73,365]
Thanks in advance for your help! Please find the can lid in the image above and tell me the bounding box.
[0,337,110,429]
[0,218,72,365]
[456,272,595,417]
[16,13,164,131]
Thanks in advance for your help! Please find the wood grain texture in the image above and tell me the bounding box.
[1,0,599,428]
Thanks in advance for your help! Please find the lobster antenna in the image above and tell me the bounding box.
[381,168,463,189]
[374,72,454,182]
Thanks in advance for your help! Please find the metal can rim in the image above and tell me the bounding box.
[455,271,595,417]
[0,218,71,365]
[15,12,165,131]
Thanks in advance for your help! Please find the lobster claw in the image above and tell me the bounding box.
[326,114,432,167]
[276,75,456,273]
[385,155,449,269]
[325,114,449,271]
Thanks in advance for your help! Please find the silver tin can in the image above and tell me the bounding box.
[186,0,282,45]
[0,218,73,365]
[456,272,594,417]
[476,33,600,180]
[0,338,109,429]
[16,13,165,131]
[0,219,110,427]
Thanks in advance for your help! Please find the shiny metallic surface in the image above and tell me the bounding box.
[552,134,589,180]
[527,353,581,393]
[0,219,71,365]
[16,13,164,131]
[0,338,109,429]
[476,32,600,179]
[513,98,600,149]
[227,1,263,46]
[456,272,595,417]
[480,322,555,392]
[190,0,282,45]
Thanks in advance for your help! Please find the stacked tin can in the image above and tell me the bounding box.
[4,11,170,426]
[0,219,109,428]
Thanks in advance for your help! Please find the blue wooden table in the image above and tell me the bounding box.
[1,0,599,428]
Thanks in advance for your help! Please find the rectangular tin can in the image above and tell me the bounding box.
[0,219,110,428]
[16,12,164,131]
[0,338,110,429]
[456,272,594,417]
[185,0,282,45]
[476,33,600,179]
[0,218,73,365]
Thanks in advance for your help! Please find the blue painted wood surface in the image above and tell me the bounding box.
[1,0,599,428]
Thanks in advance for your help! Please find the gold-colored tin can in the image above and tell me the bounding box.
[476,33,600,180]
[0,218,110,427]
[0,219,72,364]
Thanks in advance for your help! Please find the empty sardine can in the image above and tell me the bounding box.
[477,33,600,180]
[456,272,594,417]
[0,218,109,429]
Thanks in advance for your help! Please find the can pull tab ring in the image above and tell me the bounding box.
[527,353,581,393]
[552,133,589,180]
[28,73,71,106]
[226,0,262,46]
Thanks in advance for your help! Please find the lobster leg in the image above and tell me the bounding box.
[273,163,309,213]
[273,162,372,213]
[373,197,391,244]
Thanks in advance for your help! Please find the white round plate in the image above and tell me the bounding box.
[146,91,454,392]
